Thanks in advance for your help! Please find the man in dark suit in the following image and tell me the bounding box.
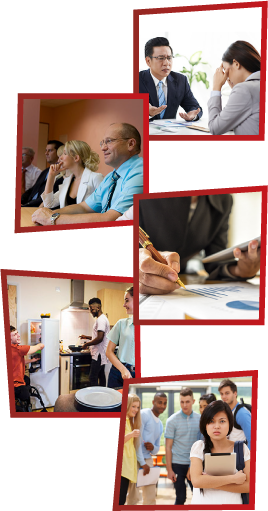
[139,37,203,122]
[21,140,64,207]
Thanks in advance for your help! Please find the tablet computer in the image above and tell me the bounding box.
[205,452,236,476]
[202,236,261,264]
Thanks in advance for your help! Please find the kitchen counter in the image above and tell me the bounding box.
[54,392,122,413]
[59,351,90,357]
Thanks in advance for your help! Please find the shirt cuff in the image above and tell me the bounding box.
[221,264,237,279]
[210,91,222,97]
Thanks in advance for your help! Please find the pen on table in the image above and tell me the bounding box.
[139,226,186,290]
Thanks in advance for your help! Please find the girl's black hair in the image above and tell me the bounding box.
[198,400,234,495]
[199,393,217,405]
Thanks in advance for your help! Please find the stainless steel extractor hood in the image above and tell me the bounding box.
[62,280,89,311]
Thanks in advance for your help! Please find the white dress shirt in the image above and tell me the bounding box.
[22,164,42,191]
[149,71,168,117]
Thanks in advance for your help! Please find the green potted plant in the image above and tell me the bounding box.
[175,51,210,89]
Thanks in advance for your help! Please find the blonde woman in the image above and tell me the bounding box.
[120,394,143,505]
[41,140,103,209]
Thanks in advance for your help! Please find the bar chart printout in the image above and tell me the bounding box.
[139,282,260,320]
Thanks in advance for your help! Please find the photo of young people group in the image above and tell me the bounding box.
[120,378,252,506]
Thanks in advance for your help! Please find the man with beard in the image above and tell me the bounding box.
[218,378,251,449]
[80,298,110,387]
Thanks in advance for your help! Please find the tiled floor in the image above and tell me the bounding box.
[134,478,193,505]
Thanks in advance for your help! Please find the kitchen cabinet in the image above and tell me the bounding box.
[60,355,71,395]
[97,288,128,326]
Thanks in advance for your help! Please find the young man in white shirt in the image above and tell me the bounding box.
[80,298,110,386]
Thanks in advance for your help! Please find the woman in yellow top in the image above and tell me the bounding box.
[119,394,141,505]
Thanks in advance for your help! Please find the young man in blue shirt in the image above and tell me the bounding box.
[165,388,200,505]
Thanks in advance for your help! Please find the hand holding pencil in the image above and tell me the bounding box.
[139,227,185,295]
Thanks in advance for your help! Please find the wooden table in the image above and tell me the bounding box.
[20,207,37,227]
[54,393,121,412]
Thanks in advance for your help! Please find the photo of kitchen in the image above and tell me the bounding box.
[113,372,256,509]
[2,270,136,415]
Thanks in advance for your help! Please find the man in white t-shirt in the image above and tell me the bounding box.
[80,298,110,387]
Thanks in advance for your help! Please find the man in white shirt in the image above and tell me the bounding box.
[21,147,41,195]
[80,298,110,387]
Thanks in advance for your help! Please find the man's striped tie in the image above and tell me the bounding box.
[101,170,120,213]
[158,81,166,119]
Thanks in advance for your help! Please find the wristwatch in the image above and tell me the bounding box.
[50,213,60,225]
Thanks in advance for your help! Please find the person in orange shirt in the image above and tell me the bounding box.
[10,325,44,403]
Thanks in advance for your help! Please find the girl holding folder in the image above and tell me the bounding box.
[190,400,250,504]
[119,394,141,505]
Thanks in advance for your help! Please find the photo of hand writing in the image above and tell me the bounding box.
[137,188,265,322]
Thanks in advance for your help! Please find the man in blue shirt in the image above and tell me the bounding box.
[219,378,251,449]
[32,123,143,225]
[165,388,200,505]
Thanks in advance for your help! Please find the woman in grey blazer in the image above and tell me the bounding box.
[208,41,261,135]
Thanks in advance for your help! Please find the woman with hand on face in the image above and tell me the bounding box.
[120,394,149,505]
[40,140,103,210]
[190,400,250,505]
[106,287,135,388]
[208,41,261,135]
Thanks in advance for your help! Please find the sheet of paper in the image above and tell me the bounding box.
[139,282,260,320]
[136,466,161,487]
[151,119,192,127]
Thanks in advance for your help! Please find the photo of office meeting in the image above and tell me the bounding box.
[18,96,145,231]
[136,3,264,136]
[138,188,265,321]
[114,375,254,507]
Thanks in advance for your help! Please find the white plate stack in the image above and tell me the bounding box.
[75,387,122,409]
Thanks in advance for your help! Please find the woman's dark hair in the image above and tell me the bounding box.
[199,393,217,405]
[222,40,260,73]
[198,400,233,495]
[125,286,133,296]
[145,37,173,58]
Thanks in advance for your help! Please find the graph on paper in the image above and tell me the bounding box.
[187,286,245,300]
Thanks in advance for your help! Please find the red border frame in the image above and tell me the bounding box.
[15,93,149,233]
[133,1,268,141]
[1,268,141,418]
[134,185,267,325]
[113,370,258,511]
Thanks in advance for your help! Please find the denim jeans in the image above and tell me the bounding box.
[172,463,193,505]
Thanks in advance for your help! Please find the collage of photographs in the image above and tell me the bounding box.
[0,1,267,511]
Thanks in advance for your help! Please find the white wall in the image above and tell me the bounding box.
[6,276,132,345]
[139,6,262,118]
[228,192,262,247]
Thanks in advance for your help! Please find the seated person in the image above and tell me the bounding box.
[21,147,42,195]
[10,325,44,403]
[31,123,143,225]
[21,140,64,207]
[41,140,103,209]
[139,37,202,121]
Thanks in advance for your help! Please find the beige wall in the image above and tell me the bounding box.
[22,99,40,166]
[39,98,144,176]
